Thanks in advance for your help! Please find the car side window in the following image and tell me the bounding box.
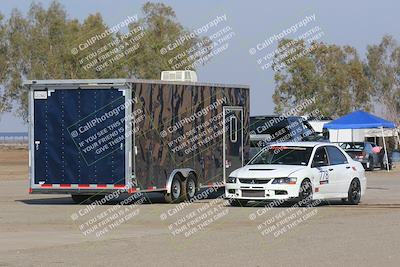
[312,147,329,167]
[326,146,348,165]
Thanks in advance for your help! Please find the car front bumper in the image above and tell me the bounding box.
[225,182,300,201]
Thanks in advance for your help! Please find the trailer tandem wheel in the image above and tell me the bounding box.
[164,174,184,203]
[182,172,198,201]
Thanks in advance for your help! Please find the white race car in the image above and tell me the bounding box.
[225,142,366,206]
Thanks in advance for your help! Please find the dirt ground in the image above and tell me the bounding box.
[1,149,400,267]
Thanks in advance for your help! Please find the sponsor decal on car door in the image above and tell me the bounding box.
[311,147,333,195]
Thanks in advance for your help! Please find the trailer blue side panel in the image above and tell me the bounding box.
[33,89,126,185]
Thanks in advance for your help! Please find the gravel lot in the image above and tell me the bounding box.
[1,149,400,267]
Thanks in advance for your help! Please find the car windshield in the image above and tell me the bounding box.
[248,146,313,166]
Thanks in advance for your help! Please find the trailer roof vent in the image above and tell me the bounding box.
[161,70,198,82]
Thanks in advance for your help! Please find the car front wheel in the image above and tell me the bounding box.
[298,179,313,207]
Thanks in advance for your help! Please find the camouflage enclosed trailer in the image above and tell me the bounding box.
[26,79,249,203]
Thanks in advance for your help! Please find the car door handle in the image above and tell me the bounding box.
[345,166,351,169]
[329,168,334,171]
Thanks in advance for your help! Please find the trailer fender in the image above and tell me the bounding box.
[166,168,196,194]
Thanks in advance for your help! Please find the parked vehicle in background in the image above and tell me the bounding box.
[225,142,366,206]
[249,115,321,158]
[339,142,381,171]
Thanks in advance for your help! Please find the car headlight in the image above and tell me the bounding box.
[226,176,237,183]
[272,177,297,185]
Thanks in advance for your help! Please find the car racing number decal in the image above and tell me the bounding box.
[319,170,329,184]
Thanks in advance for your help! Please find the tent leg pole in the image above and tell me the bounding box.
[381,127,389,172]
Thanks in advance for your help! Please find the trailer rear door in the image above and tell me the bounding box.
[29,83,132,191]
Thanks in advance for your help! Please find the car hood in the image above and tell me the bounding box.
[229,164,305,179]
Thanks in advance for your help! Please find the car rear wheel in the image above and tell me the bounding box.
[298,179,313,207]
[346,179,361,205]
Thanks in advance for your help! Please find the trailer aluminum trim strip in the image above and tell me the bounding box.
[24,78,250,89]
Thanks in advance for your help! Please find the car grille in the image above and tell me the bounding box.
[242,190,265,198]
[239,178,271,184]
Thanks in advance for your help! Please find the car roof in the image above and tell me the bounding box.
[269,141,332,148]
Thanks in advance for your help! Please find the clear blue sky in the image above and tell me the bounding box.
[0,0,399,131]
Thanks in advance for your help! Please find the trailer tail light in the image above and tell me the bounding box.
[128,188,137,193]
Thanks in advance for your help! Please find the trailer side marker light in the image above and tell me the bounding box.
[97,184,107,188]
[148,186,156,190]
[29,188,32,193]
[41,184,52,188]
[60,184,71,188]
[128,188,137,193]
[114,184,125,188]
[78,184,90,188]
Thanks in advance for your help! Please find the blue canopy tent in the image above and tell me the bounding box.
[324,110,398,171]
[324,110,396,129]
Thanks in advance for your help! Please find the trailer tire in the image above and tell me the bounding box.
[164,174,184,203]
[182,173,197,201]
